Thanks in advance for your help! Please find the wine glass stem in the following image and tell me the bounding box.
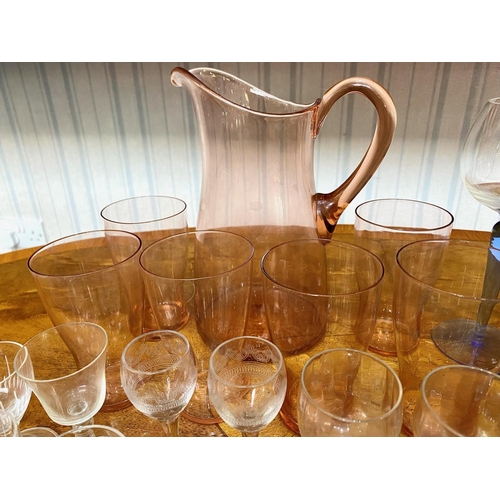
[476,221,500,330]
[159,418,180,437]
[241,431,260,437]
[71,417,96,437]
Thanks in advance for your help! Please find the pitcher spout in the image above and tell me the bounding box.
[171,66,314,114]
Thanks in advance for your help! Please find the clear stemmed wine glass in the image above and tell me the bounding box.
[438,96,500,368]
[13,322,108,434]
[207,336,287,437]
[0,341,32,425]
[462,97,500,216]
[120,330,197,437]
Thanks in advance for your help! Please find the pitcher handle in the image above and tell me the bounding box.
[312,77,397,238]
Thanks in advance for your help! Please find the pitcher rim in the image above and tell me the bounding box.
[171,66,320,118]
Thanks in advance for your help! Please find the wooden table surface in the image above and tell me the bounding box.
[0,225,489,437]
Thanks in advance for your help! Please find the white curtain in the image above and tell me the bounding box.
[1,62,499,250]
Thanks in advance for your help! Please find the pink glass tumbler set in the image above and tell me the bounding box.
[4,67,500,437]
[14,192,500,438]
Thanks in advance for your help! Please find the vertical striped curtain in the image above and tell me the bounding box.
[1,62,499,248]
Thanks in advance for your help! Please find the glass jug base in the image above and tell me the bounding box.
[368,320,397,356]
[246,302,271,341]
[101,398,132,412]
[181,367,223,425]
[279,409,300,435]
[102,364,132,412]
[278,365,302,435]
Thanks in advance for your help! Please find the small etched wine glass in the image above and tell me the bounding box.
[207,336,287,437]
[0,341,32,425]
[13,322,108,433]
[120,330,197,437]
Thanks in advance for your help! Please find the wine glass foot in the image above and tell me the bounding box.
[431,318,500,369]
[241,431,259,437]
[159,418,181,437]
[19,426,59,437]
[59,425,125,437]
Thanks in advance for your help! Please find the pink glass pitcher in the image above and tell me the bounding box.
[171,67,397,339]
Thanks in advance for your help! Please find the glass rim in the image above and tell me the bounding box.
[209,336,284,389]
[261,238,384,298]
[58,424,125,437]
[420,364,500,437]
[139,229,255,281]
[300,348,403,425]
[13,322,108,384]
[100,195,187,225]
[27,229,142,278]
[173,66,317,119]
[354,198,455,232]
[20,426,59,437]
[121,330,192,377]
[487,97,500,106]
[395,238,500,302]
